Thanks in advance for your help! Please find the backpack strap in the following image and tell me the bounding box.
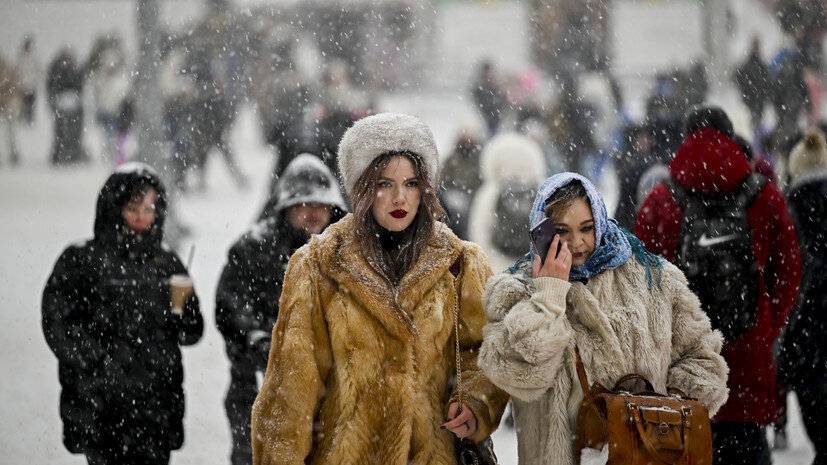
[734,173,768,209]
[664,176,688,209]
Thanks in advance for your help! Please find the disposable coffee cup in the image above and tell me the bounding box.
[170,274,194,315]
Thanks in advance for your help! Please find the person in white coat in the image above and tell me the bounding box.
[467,132,546,273]
[478,172,729,464]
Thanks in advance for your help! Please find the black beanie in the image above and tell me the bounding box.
[685,106,735,139]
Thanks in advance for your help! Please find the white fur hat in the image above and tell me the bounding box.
[789,128,827,180]
[480,132,546,183]
[337,112,439,198]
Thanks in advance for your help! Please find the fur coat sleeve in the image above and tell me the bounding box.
[478,272,573,402]
[251,245,332,465]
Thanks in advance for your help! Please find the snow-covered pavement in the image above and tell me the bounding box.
[0,0,819,462]
[1,97,816,463]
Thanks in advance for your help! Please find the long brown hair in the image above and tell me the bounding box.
[352,151,447,284]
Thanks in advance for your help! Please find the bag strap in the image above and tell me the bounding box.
[574,346,595,402]
[451,257,464,407]
[734,172,767,210]
[629,404,692,465]
[575,347,657,396]
[612,374,656,392]
[664,177,687,209]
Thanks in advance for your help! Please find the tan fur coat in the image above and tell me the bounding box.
[478,258,729,465]
[252,214,509,465]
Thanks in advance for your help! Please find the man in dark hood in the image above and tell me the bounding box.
[215,154,347,465]
[42,162,204,464]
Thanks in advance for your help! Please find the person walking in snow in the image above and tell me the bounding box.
[779,129,827,465]
[478,172,729,464]
[467,132,547,273]
[471,60,506,137]
[42,163,204,464]
[250,113,508,464]
[88,36,130,164]
[216,154,347,465]
[47,48,88,166]
[0,54,22,166]
[15,35,40,126]
[635,107,801,465]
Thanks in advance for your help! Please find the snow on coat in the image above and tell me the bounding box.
[217,154,347,369]
[251,214,509,465]
[635,127,801,424]
[467,132,546,273]
[478,258,728,465]
[41,163,203,455]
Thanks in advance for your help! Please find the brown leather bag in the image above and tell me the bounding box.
[574,347,713,464]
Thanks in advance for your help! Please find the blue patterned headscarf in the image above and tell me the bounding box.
[520,172,661,286]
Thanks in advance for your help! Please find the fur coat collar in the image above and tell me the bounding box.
[252,214,508,465]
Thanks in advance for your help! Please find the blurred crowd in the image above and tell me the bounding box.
[11,0,827,464]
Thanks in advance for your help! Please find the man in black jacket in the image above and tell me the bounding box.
[216,153,347,465]
[42,163,203,464]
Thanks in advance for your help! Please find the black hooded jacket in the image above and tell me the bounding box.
[216,154,346,370]
[42,163,203,455]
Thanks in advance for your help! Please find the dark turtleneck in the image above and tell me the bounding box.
[376,221,415,284]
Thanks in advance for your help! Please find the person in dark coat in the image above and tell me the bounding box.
[215,154,347,465]
[42,162,204,464]
[780,129,827,465]
[471,60,506,137]
[47,48,88,165]
[440,127,484,240]
[635,107,801,465]
[735,38,769,134]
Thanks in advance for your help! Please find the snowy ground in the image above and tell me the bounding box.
[0,0,819,463]
[0,100,817,465]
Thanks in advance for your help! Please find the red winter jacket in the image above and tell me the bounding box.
[635,127,801,424]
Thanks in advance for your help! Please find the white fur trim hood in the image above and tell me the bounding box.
[337,112,439,198]
[468,132,547,273]
[480,132,546,183]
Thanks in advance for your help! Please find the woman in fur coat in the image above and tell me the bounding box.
[251,113,509,465]
[478,172,729,465]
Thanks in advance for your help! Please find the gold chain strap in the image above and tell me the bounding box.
[453,277,464,407]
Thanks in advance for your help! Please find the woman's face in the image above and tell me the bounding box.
[371,156,421,232]
[122,188,157,233]
[552,197,596,267]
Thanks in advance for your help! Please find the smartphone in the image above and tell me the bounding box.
[529,218,560,264]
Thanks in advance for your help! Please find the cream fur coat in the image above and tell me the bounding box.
[478,258,729,465]
[252,214,509,465]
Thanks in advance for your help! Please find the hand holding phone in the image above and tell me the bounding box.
[529,218,562,264]
[530,219,572,280]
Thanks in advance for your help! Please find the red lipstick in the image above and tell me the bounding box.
[390,210,408,219]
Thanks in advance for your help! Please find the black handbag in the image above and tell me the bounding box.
[450,259,499,465]
[455,437,498,465]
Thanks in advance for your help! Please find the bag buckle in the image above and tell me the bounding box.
[658,422,670,436]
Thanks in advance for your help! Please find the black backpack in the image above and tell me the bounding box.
[492,180,537,257]
[666,173,767,340]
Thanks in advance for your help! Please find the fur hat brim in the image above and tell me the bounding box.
[337,113,439,199]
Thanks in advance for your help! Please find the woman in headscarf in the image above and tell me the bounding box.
[478,172,729,464]
[251,113,508,465]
